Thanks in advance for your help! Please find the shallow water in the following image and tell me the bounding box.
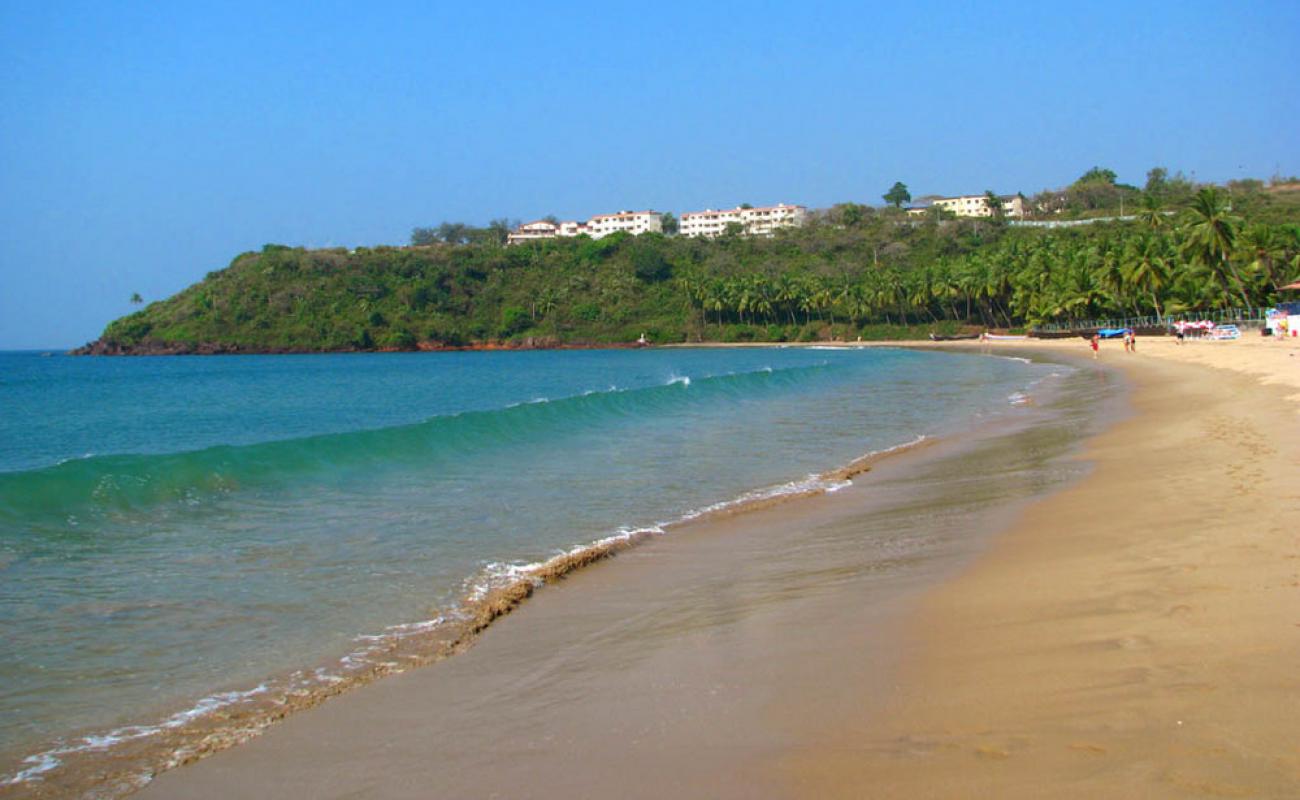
[0,347,1060,789]
[136,351,1117,800]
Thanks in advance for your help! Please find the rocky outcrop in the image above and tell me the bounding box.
[70,339,337,356]
[68,335,621,356]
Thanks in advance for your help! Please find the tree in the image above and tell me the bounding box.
[487,218,516,246]
[1077,166,1117,185]
[883,182,911,209]
[1238,224,1291,291]
[984,191,1005,218]
[1145,167,1169,197]
[632,246,671,283]
[836,203,867,227]
[1122,235,1171,321]
[1066,167,1139,213]
[130,292,143,305]
[739,203,753,209]
[1136,193,1167,230]
[436,222,470,244]
[465,227,501,247]
[660,212,679,236]
[1182,187,1248,307]
[411,227,439,246]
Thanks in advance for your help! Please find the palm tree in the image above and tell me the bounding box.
[1181,187,1249,307]
[130,292,143,305]
[1237,224,1291,292]
[775,274,801,325]
[1136,193,1167,231]
[1121,235,1171,321]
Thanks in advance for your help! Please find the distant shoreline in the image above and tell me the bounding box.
[68,333,1064,356]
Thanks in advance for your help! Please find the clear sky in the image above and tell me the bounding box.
[1,0,1297,348]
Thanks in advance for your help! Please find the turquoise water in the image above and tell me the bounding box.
[0,347,1056,784]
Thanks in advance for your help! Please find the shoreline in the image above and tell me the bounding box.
[122,346,1108,799]
[14,338,1297,797]
[1,360,1035,799]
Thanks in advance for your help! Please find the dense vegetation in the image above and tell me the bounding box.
[90,175,1300,353]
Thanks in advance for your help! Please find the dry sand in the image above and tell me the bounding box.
[785,335,1300,797]
[130,335,1300,799]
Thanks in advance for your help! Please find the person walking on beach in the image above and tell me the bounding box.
[1090,333,1100,359]
[1130,330,1137,352]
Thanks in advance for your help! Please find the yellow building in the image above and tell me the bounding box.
[909,194,1027,218]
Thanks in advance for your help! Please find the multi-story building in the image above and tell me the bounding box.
[557,221,591,237]
[679,203,807,238]
[507,210,660,244]
[907,194,1027,219]
[586,210,663,238]
[506,220,562,245]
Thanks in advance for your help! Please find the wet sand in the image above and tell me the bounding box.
[135,336,1300,798]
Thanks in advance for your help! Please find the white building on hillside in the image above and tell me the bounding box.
[907,194,1027,219]
[586,210,663,238]
[507,220,562,245]
[557,221,591,237]
[679,203,807,238]
[507,210,660,244]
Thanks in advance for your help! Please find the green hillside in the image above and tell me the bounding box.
[83,183,1300,354]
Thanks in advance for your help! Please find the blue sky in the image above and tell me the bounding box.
[1,0,1297,348]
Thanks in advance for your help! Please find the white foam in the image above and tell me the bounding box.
[5,752,62,784]
[870,434,929,456]
[666,375,691,387]
[506,396,551,408]
[2,684,270,785]
[1008,392,1031,406]
[382,617,447,635]
[312,668,343,684]
[680,474,849,521]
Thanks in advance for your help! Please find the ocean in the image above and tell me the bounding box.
[0,346,1066,793]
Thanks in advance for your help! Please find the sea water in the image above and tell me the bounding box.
[0,346,1060,788]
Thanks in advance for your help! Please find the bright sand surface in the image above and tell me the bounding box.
[131,335,1299,799]
[787,335,1300,797]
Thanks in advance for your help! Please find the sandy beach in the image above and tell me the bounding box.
[128,335,1299,799]
[788,335,1300,797]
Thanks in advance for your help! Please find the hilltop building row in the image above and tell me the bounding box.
[507,210,664,245]
[506,203,808,245]
[504,193,1025,245]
